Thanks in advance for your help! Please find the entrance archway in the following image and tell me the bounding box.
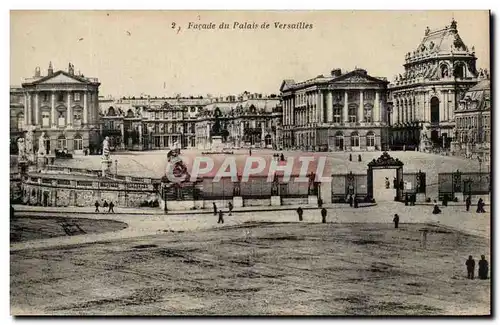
[367,152,404,201]
[430,97,440,123]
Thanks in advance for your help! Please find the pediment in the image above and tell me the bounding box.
[335,75,379,84]
[39,73,85,85]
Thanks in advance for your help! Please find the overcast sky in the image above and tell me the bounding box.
[10,10,490,97]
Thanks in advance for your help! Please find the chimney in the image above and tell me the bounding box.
[331,69,342,77]
[48,62,54,76]
[34,67,41,78]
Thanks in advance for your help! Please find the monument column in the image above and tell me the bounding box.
[374,91,380,122]
[358,90,364,122]
[83,91,88,125]
[34,92,40,125]
[24,93,29,126]
[343,91,348,123]
[51,91,56,127]
[66,91,72,127]
[327,91,333,122]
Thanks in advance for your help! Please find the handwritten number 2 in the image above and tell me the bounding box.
[171,22,176,29]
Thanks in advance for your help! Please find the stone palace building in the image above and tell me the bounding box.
[388,19,479,150]
[10,63,101,155]
[280,68,390,151]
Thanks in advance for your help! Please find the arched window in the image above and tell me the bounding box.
[42,111,50,127]
[440,65,449,78]
[127,109,135,118]
[107,107,116,116]
[57,111,66,127]
[348,104,357,123]
[350,132,360,148]
[17,113,24,130]
[73,134,83,151]
[265,134,272,146]
[333,105,342,123]
[334,131,344,149]
[57,135,66,150]
[430,97,440,123]
[366,131,375,147]
[454,62,466,79]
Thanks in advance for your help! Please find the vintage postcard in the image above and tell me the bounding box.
[9,10,491,316]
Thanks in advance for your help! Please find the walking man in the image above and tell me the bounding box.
[466,255,476,279]
[228,201,233,216]
[321,208,327,223]
[297,207,303,221]
[108,201,115,213]
[213,202,217,216]
[103,200,109,209]
[217,210,224,224]
[393,214,400,229]
[466,196,471,212]
[94,200,100,213]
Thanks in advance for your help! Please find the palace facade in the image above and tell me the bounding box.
[10,63,101,155]
[195,93,282,150]
[388,19,479,150]
[280,68,390,151]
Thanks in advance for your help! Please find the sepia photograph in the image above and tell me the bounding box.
[9,9,491,316]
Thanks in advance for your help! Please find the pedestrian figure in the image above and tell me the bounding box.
[318,198,323,208]
[353,197,359,208]
[103,200,108,208]
[94,200,100,213]
[280,153,285,161]
[393,214,400,229]
[249,148,252,156]
[466,196,471,212]
[349,195,354,207]
[478,255,489,280]
[358,154,362,162]
[411,194,416,206]
[349,154,352,162]
[432,201,441,214]
[108,201,115,213]
[297,207,303,221]
[228,201,233,216]
[476,198,486,213]
[466,255,476,279]
[405,194,409,206]
[217,210,224,224]
[385,177,390,189]
[213,202,217,216]
[442,194,448,207]
[321,208,327,223]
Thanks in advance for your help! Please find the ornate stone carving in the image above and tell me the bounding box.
[368,152,404,168]
[17,137,27,162]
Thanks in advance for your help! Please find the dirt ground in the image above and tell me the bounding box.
[10,216,128,243]
[10,221,490,316]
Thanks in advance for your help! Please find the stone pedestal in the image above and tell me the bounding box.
[308,195,318,206]
[101,158,112,177]
[233,196,243,208]
[270,196,281,206]
[211,136,223,152]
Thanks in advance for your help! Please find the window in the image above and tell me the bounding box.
[58,92,64,102]
[74,135,83,150]
[74,93,81,101]
[17,113,24,130]
[58,111,66,127]
[108,121,115,130]
[43,93,49,102]
[42,112,50,127]
[348,105,357,123]
[364,90,375,101]
[364,105,373,123]
[73,111,82,127]
[351,132,360,147]
[333,106,342,123]
[334,132,344,149]
[57,135,66,150]
[366,132,375,147]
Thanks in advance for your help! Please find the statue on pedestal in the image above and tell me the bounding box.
[17,137,27,162]
[38,132,47,156]
[25,128,35,163]
[101,136,112,176]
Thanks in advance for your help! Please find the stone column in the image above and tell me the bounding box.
[448,90,454,121]
[34,92,40,125]
[343,91,348,123]
[138,124,143,148]
[24,93,29,126]
[83,91,88,125]
[393,99,399,125]
[261,121,265,145]
[27,92,32,126]
[374,91,380,122]
[66,91,72,127]
[51,91,56,127]
[327,91,333,122]
[120,123,125,145]
[358,90,364,122]
[318,90,324,123]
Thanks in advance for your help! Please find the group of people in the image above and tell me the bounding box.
[348,154,362,162]
[348,195,359,208]
[432,196,487,215]
[213,202,233,224]
[94,200,115,213]
[273,153,286,161]
[466,255,489,280]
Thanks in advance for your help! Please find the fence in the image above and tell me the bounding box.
[331,172,368,203]
[438,171,490,199]
[402,172,426,195]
